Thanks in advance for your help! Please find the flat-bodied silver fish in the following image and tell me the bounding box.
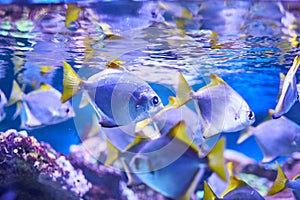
[273,55,300,119]
[61,61,163,127]
[168,73,255,138]
[127,121,227,200]
[268,162,300,200]
[238,110,300,163]
[8,81,75,129]
[0,89,7,122]
[204,162,264,200]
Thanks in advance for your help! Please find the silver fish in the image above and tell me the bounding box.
[172,73,255,138]
[0,89,7,122]
[238,110,300,163]
[8,81,75,129]
[61,61,163,127]
[273,55,300,119]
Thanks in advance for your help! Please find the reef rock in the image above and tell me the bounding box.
[0,129,91,200]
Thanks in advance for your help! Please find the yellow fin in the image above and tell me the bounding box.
[221,162,247,197]
[40,66,54,75]
[65,3,82,28]
[198,74,227,93]
[207,138,227,182]
[104,138,120,166]
[124,134,148,151]
[7,81,24,106]
[293,173,300,181]
[106,60,126,70]
[61,61,83,103]
[290,55,300,91]
[135,118,153,132]
[237,126,254,144]
[267,162,288,195]
[39,83,54,91]
[204,181,219,200]
[176,73,192,107]
[168,121,200,153]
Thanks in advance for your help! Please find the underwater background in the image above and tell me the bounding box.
[0,1,300,199]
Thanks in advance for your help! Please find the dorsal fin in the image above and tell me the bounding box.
[197,74,227,93]
[39,83,54,91]
[293,173,300,181]
[40,66,54,75]
[7,81,24,106]
[124,134,149,151]
[221,162,247,197]
[167,121,200,153]
[106,60,126,70]
[65,3,82,28]
[176,73,193,107]
[267,161,288,195]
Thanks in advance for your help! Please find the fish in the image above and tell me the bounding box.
[168,73,255,138]
[238,109,300,163]
[152,102,220,156]
[8,81,75,129]
[125,121,227,200]
[61,61,163,127]
[273,55,300,119]
[268,162,300,200]
[65,4,82,28]
[204,162,264,200]
[0,89,7,122]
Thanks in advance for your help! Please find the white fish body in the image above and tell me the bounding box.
[0,89,7,122]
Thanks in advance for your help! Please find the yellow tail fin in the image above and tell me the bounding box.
[220,162,247,197]
[104,138,120,166]
[203,181,218,200]
[207,137,227,182]
[65,4,82,28]
[7,81,24,106]
[267,162,287,195]
[61,61,83,103]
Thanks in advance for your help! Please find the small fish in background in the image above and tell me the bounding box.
[169,73,255,138]
[125,121,227,200]
[273,55,300,119]
[238,109,300,163]
[61,61,163,128]
[268,162,300,200]
[65,3,82,28]
[0,89,7,122]
[204,162,265,200]
[7,81,75,130]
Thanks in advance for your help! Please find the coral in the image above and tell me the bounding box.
[0,129,91,200]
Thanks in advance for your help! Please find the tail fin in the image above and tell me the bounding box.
[65,4,82,28]
[220,162,247,197]
[104,138,120,166]
[267,162,288,195]
[207,137,227,182]
[7,81,24,106]
[237,126,254,144]
[61,61,83,103]
[204,181,219,200]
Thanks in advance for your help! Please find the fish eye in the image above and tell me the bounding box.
[66,108,70,113]
[248,111,254,120]
[152,96,159,105]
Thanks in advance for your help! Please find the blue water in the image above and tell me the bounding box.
[0,1,299,163]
